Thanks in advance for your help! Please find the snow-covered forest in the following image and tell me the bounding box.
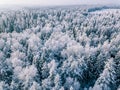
[0,5,120,90]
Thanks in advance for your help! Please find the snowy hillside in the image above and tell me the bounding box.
[0,6,120,90]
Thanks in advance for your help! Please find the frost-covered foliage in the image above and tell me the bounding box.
[0,5,120,90]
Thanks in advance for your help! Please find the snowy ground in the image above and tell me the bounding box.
[0,5,120,90]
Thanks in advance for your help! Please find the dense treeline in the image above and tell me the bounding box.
[0,6,120,90]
